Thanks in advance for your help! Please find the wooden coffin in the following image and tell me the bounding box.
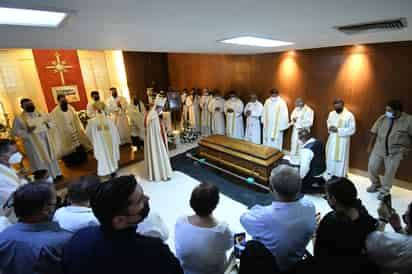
[198,135,283,184]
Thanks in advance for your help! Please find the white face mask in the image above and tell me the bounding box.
[9,152,23,164]
[46,176,54,184]
[385,111,395,119]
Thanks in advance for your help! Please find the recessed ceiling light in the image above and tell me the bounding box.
[220,36,293,47]
[0,7,67,27]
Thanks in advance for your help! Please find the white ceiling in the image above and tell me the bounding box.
[0,0,411,54]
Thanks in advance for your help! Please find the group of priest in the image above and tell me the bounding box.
[181,88,355,179]
[11,87,149,180]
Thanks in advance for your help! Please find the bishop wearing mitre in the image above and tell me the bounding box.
[144,95,173,181]
[86,101,120,177]
[50,95,91,164]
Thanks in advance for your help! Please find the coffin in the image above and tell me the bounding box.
[198,135,283,184]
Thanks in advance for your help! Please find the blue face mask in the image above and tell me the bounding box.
[385,111,395,119]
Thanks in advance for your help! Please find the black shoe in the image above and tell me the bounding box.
[110,172,117,178]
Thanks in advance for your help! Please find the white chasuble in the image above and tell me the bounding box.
[244,101,263,144]
[289,105,314,165]
[86,114,120,176]
[209,97,225,135]
[106,96,131,145]
[326,108,356,177]
[262,97,289,150]
[224,98,244,139]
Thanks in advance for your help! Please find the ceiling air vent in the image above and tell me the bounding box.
[335,18,407,35]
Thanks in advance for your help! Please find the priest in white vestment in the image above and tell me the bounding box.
[262,89,289,150]
[200,88,212,136]
[326,99,356,178]
[185,89,201,132]
[12,99,62,179]
[144,96,173,181]
[224,91,244,139]
[86,102,120,177]
[244,94,263,144]
[209,93,225,135]
[50,95,91,159]
[0,140,27,217]
[106,87,131,145]
[289,98,314,165]
[180,89,189,130]
[127,97,146,151]
[87,91,106,118]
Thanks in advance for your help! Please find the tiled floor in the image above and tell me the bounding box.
[119,142,412,253]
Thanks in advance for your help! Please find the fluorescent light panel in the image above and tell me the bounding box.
[0,7,67,27]
[220,36,293,47]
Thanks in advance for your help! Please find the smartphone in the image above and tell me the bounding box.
[234,232,246,258]
[383,194,392,211]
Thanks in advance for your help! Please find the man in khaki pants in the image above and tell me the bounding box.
[367,100,412,200]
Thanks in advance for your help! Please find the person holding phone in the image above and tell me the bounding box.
[366,201,412,274]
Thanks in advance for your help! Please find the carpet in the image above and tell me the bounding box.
[171,148,273,208]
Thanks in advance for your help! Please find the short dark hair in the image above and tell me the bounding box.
[110,87,117,92]
[90,175,137,228]
[0,139,16,155]
[13,183,53,219]
[91,91,99,96]
[190,182,219,217]
[68,176,100,204]
[387,100,403,112]
[57,94,66,101]
[333,98,344,105]
[270,88,279,95]
[33,169,49,180]
[326,178,358,208]
[20,98,31,107]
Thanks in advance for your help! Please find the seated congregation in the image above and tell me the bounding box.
[0,140,411,274]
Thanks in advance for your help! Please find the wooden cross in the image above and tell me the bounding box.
[45,52,73,85]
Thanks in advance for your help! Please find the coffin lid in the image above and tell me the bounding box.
[199,135,281,160]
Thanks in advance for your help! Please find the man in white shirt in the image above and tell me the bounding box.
[240,165,316,272]
[326,99,356,178]
[262,89,289,150]
[53,176,100,232]
[289,98,314,165]
[0,139,26,217]
[298,129,326,193]
[244,94,263,144]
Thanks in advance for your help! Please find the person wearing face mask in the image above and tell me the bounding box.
[0,139,27,217]
[208,90,226,135]
[127,96,146,151]
[298,129,326,193]
[366,100,412,200]
[224,91,244,139]
[87,90,106,118]
[244,93,263,144]
[289,98,314,165]
[62,175,183,274]
[85,102,121,178]
[144,95,173,181]
[325,99,356,179]
[106,87,131,145]
[50,95,91,165]
[0,182,72,274]
[314,178,378,274]
[262,89,289,150]
[12,98,62,181]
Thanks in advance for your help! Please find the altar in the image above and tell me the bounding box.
[198,135,283,184]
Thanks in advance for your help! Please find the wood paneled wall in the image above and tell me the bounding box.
[167,42,412,182]
[123,52,169,102]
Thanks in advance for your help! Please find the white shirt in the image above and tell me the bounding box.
[137,212,169,242]
[53,205,99,232]
[299,138,316,179]
[240,196,316,272]
[175,216,233,274]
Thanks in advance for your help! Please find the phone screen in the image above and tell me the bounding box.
[234,232,246,258]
